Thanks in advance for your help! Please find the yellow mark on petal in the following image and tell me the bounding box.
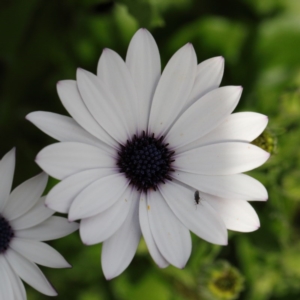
[147,205,150,210]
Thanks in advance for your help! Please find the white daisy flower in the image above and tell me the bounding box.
[27,29,269,279]
[0,148,78,299]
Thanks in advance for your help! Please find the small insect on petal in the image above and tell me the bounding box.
[194,190,201,210]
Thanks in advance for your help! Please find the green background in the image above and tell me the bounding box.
[1,0,300,299]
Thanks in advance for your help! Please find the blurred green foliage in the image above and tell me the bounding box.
[1,0,300,299]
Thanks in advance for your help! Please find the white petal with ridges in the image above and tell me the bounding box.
[178,112,268,153]
[15,216,78,241]
[26,111,111,152]
[0,256,14,300]
[126,28,161,131]
[5,249,57,296]
[77,68,134,143]
[97,49,139,136]
[174,142,270,175]
[139,193,169,268]
[159,181,227,245]
[147,190,191,268]
[205,194,260,232]
[10,238,71,268]
[167,86,242,149]
[10,197,54,230]
[101,194,141,280]
[3,173,48,221]
[0,148,15,212]
[36,142,115,180]
[3,257,26,300]
[184,56,224,110]
[56,80,117,148]
[148,44,197,136]
[172,171,268,201]
[46,168,118,213]
[80,186,133,245]
[69,173,129,220]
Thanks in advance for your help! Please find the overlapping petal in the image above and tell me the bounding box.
[36,142,115,180]
[5,249,57,296]
[56,80,117,148]
[206,195,260,232]
[46,168,118,213]
[3,173,48,221]
[77,68,135,143]
[69,174,129,220]
[174,142,270,175]
[80,186,133,245]
[148,43,197,137]
[97,49,140,136]
[183,56,224,110]
[172,171,268,200]
[15,216,78,241]
[159,181,227,245]
[10,238,71,268]
[10,196,54,230]
[101,193,141,280]
[2,257,26,300]
[147,190,192,268]
[26,112,111,152]
[126,28,161,131]
[178,112,268,153]
[166,86,242,149]
[139,193,169,268]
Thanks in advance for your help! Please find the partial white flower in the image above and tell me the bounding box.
[27,29,269,279]
[0,149,78,299]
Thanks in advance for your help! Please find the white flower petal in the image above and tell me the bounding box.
[56,80,117,148]
[5,248,57,296]
[26,111,112,152]
[139,193,169,268]
[69,174,129,220]
[97,49,139,136]
[205,195,260,232]
[80,186,133,245]
[184,56,224,110]
[126,28,161,131]
[178,112,269,153]
[77,68,135,143]
[0,148,15,213]
[174,142,270,175]
[172,171,268,201]
[36,142,115,180]
[3,256,26,300]
[101,194,141,280]
[167,86,242,149]
[159,181,227,245]
[46,168,118,213]
[3,173,48,221]
[10,196,54,230]
[148,44,197,137]
[10,238,71,268]
[15,216,78,241]
[147,190,191,268]
[0,256,15,300]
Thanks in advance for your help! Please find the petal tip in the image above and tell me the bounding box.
[25,112,32,121]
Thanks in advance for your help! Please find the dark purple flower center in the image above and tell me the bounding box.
[117,132,175,192]
[0,215,14,253]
